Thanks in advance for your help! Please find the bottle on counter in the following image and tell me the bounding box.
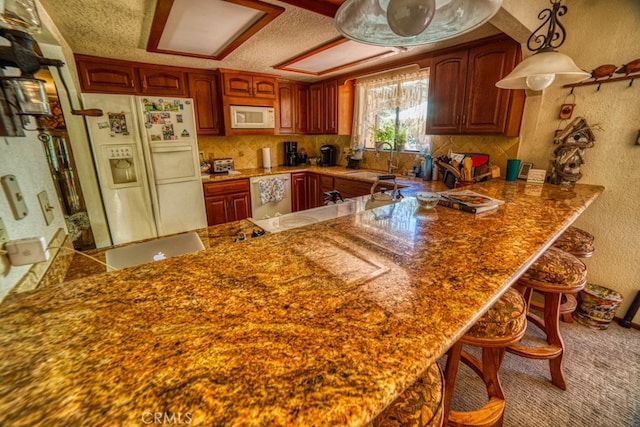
[422,150,433,181]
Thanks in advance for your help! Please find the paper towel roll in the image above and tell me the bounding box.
[262,147,271,169]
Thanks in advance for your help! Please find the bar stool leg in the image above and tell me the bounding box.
[509,291,566,390]
[443,341,463,421]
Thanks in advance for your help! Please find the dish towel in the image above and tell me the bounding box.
[259,178,285,204]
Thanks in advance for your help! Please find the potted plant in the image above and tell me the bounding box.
[370,122,407,151]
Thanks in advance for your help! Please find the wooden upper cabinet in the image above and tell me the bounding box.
[323,80,338,134]
[295,83,310,134]
[426,52,468,134]
[76,58,139,94]
[309,83,323,134]
[277,80,309,135]
[138,67,187,97]
[222,71,277,99]
[426,36,524,136]
[187,72,222,135]
[75,55,186,97]
[277,81,295,134]
[308,79,342,135]
[463,40,521,135]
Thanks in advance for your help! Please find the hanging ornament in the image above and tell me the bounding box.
[559,92,576,119]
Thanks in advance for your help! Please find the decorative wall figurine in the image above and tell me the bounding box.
[590,64,617,80]
[550,117,597,185]
[615,58,640,76]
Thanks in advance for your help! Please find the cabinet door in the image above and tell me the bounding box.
[277,82,295,134]
[309,83,324,134]
[319,175,334,194]
[291,172,307,212]
[295,83,310,134]
[252,76,277,98]
[228,192,251,222]
[426,51,468,134]
[323,80,338,134]
[138,67,187,97]
[205,195,229,226]
[76,59,138,94]
[306,173,321,208]
[463,40,518,134]
[188,72,222,135]
[223,72,254,97]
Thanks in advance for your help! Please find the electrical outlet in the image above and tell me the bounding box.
[37,191,55,225]
[0,217,8,245]
[0,218,8,276]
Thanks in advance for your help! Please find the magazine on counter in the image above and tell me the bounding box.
[437,190,504,214]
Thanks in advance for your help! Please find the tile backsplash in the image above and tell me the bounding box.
[197,135,351,169]
[198,134,519,176]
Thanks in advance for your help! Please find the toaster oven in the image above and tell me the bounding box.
[212,158,235,174]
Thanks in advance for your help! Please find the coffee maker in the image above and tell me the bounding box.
[319,144,337,166]
[284,141,298,166]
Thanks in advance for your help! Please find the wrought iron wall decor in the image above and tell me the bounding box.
[564,58,640,90]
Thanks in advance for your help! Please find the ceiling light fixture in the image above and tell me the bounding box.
[496,0,589,91]
[335,0,503,47]
[0,0,102,137]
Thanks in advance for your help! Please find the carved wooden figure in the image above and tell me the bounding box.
[550,117,596,185]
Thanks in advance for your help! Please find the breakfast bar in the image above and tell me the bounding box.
[0,178,603,426]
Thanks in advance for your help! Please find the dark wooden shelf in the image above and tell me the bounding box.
[563,74,639,89]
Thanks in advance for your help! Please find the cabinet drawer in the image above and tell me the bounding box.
[203,179,250,196]
[319,175,334,190]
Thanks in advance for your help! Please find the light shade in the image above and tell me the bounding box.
[0,0,41,33]
[335,0,503,47]
[1,77,51,115]
[496,50,590,90]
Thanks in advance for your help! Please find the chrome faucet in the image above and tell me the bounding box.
[375,141,398,174]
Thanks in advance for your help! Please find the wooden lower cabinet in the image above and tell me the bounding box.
[291,172,307,212]
[203,179,251,225]
[292,172,322,211]
[307,173,321,209]
[334,177,384,199]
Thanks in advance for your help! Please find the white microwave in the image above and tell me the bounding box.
[229,105,275,129]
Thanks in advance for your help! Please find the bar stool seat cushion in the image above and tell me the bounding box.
[371,363,443,427]
[522,247,587,290]
[552,226,595,257]
[465,288,527,341]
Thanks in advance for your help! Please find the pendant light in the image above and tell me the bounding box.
[335,0,503,47]
[496,0,589,91]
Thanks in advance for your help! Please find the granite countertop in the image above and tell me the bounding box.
[0,178,604,426]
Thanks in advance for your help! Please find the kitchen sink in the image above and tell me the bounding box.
[248,199,357,233]
[343,171,391,180]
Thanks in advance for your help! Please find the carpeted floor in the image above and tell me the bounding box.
[440,320,640,426]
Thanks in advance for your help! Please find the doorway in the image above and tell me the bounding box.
[35,69,96,250]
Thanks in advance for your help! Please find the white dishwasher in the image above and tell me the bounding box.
[249,173,292,219]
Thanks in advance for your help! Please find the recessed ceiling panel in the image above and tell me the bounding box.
[275,38,396,76]
[147,0,284,60]
[158,0,263,56]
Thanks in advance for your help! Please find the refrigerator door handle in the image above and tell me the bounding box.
[150,146,192,153]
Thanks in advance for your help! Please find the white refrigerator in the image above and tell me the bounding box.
[83,94,206,245]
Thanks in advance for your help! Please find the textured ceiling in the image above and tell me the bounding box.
[36,0,501,82]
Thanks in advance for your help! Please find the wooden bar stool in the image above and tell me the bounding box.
[370,363,444,427]
[552,226,595,323]
[443,288,527,427]
[553,226,595,258]
[507,247,587,390]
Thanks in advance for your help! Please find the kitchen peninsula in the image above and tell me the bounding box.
[0,177,603,426]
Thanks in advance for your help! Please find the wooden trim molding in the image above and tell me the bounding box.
[274,37,396,76]
[147,0,284,60]
[276,0,343,17]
